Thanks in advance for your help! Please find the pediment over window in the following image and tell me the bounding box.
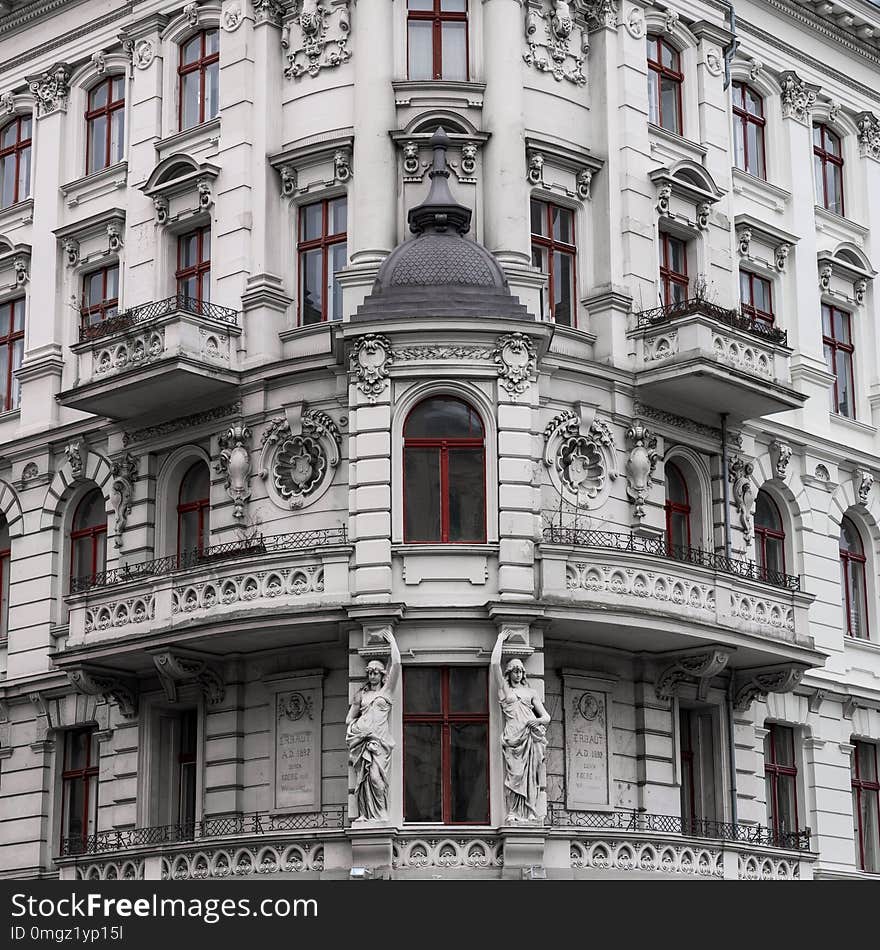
[141,153,219,225]
[268,131,354,199]
[818,243,875,306]
[53,208,125,269]
[651,161,723,232]
[0,239,30,292]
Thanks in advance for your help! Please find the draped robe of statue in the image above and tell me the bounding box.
[499,686,548,822]
[346,685,394,821]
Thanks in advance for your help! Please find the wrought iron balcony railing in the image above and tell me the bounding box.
[542,526,801,592]
[634,297,788,347]
[59,808,347,857]
[547,806,811,852]
[79,294,240,343]
[70,527,348,593]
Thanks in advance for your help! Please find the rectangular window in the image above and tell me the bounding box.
[822,304,855,418]
[0,298,24,412]
[764,724,799,838]
[852,741,880,873]
[297,197,347,325]
[176,227,211,307]
[81,265,119,327]
[407,0,468,81]
[61,728,99,854]
[179,30,220,131]
[403,666,489,824]
[85,76,125,175]
[154,709,199,834]
[530,198,577,328]
[659,233,688,307]
[679,708,719,833]
[647,35,683,135]
[0,544,9,642]
[739,270,774,323]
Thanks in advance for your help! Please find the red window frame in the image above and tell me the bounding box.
[647,34,683,135]
[0,537,9,642]
[297,197,347,325]
[402,666,489,825]
[852,741,880,873]
[732,82,766,179]
[178,29,219,130]
[80,264,119,327]
[739,270,774,324]
[822,304,855,418]
[177,709,198,827]
[764,724,800,837]
[679,709,697,830]
[0,298,24,412]
[176,227,211,306]
[755,491,786,576]
[659,233,688,307]
[530,198,578,328]
[813,123,844,215]
[85,76,125,174]
[0,114,32,208]
[61,728,99,852]
[406,0,469,81]
[70,489,107,587]
[177,463,210,557]
[403,397,486,544]
[664,462,692,551]
[840,516,869,641]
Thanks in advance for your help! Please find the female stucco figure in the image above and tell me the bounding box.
[491,632,551,823]
[345,630,401,822]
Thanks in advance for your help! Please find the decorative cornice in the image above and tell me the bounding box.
[734,665,807,711]
[66,666,138,719]
[152,650,225,705]
[123,401,241,447]
[655,649,731,701]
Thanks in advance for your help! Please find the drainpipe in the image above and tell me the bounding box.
[721,411,738,824]
[717,1,740,91]
[727,678,739,826]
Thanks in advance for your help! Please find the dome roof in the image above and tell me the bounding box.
[353,129,533,323]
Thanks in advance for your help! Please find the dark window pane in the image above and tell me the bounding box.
[552,251,574,326]
[404,723,442,821]
[329,242,346,321]
[404,447,441,542]
[1,154,15,207]
[205,61,219,120]
[755,492,781,531]
[447,448,485,542]
[404,668,442,713]
[450,723,488,822]
[181,71,200,130]
[552,206,574,244]
[660,76,680,132]
[530,199,546,237]
[180,464,210,504]
[300,248,323,325]
[449,667,485,712]
[329,197,347,235]
[89,82,108,110]
[75,489,106,531]
[404,397,483,439]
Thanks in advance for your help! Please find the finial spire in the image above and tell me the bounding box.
[407,127,472,236]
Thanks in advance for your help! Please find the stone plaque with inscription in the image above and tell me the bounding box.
[562,671,617,811]
[267,671,323,812]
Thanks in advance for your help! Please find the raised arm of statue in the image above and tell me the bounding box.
[490,631,506,694]
[383,629,401,693]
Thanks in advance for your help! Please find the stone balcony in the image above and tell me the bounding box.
[629,298,804,424]
[58,295,242,420]
[62,529,351,656]
[540,529,822,670]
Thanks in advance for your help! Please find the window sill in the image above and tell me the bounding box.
[648,123,707,161]
[731,168,791,213]
[392,79,486,107]
[155,117,221,158]
[814,205,869,238]
[828,412,877,437]
[844,636,880,655]
[392,543,498,556]
[60,162,128,209]
[0,197,34,231]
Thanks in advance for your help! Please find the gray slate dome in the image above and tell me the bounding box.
[353,128,533,322]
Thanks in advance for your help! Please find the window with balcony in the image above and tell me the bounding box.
[80,265,119,327]
[403,396,486,544]
[179,29,219,131]
[822,303,855,418]
[647,35,683,135]
[679,707,719,832]
[530,198,577,328]
[0,297,24,412]
[70,488,107,588]
[176,227,211,306]
[764,723,800,838]
[85,76,125,175]
[177,462,210,557]
[407,0,468,81]
[755,491,786,577]
[154,708,199,832]
[403,666,489,823]
[298,196,347,325]
[665,462,691,550]
[852,741,880,873]
[0,519,9,642]
[732,82,766,179]
[813,123,844,215]
[0,114,31,209]
[61,727,99,853]
[840,516,869,640]
[659,233,688,307]
[739,270,774,324]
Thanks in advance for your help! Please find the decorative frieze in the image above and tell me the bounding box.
[730,595,795,637]
[123,402,242,446]
[566,562,716,613]
[84,596,155,634]
[570,840,723,878]
[523,0,589,86]
[162,843,326,879]
[632,401,742,449]
[393,838,503,871]
[94,330,165,378]
[172,567,325,615]
[216,423,252,520]
[282,0,352,80]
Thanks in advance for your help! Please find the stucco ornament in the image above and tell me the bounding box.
[656,183,672,217]
[523,0,588,86]
[402,140,420,175]
[854,468,874,507]
[856,111,880,161]
[495,332,537,399]
[576,167,593,200]
[737,227,752,258]
[153,195,169,225]
[583,0,618,29]
[223,2,244,30]
[705,47,723,77]
[183,2,200,26]
[65,440,86,479]
[28,63,71,116]
[216,423,252,520]
[728,456,755,546]
[345,630,401,823]
[625,422,658,521]
[819,262,833,292]
[544,408,617,508]
[774,242,790,272]
[526,150,544,186]
[779,70,817,124]
[282,0,351,79]
[624,5,644,38]
[350,334,392,403]
[109,453,138,549]
[134,39,155,69]
[253,0,285,25]
[259,407,341,510]
[0,92,14,115]
[13,257,29,285]
[854,278,868,306]
[770,439,792,481]
[491,632,550,824]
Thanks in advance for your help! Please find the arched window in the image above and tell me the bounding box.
[85,76,125,174]
[0,297,24,411]
[755,491,786,578]
[647,35,683,134]
[70,489,107,587]
[840,516,868,640]
[0,518,9,641]
[176,227,211,306]
[665,462,691,551]
[813,124,844,215]
[177,462,210,557]
[403,396,485,543]
[407,0,468,81]
[179,29,219,131]
[732,82,766,179]
[0,114,31,209]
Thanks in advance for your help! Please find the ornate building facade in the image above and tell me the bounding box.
[0,0,878,881]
